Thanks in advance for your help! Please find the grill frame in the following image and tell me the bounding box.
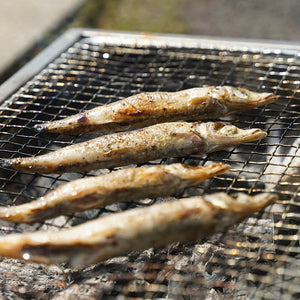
[0,29,299,299]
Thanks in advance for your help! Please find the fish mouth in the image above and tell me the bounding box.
[256,93,279,105]
[225,90,279,111]
[235,128,267,143]
[258,93,279,104]
[234,192,278,213]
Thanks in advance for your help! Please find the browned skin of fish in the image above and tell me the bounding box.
[0,163,229,223]
[0,193,277,269]
[1,121,267,174]
[34,86,277,134]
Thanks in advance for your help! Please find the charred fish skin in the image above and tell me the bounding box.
[0,193,277,269]
[0,163,230,223]
[34,86,277,135]
[1,121,267,174]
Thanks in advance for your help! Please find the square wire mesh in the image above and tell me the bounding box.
[0,31,299,299]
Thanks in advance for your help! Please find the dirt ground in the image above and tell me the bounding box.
[76,0,300,41]
[180,0,300,41]
[0,0,299,83]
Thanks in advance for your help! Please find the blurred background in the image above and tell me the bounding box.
[0,0,299,84]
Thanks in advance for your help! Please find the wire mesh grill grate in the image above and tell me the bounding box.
[0,32,299,299]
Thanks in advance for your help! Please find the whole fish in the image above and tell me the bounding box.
[34,86,277,134]
[0,163,229,223]
[0,192,277,269]
[1,121,267,174]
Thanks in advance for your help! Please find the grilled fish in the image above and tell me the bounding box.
[0,163,229,223]
[0,192,277,268]
[1,121,267,174]
[34,86,277,135]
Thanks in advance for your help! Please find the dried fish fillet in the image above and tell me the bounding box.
[0,193,277,269]
[1,121,266,174]
[0,163,229,223]
[34,86,277,134]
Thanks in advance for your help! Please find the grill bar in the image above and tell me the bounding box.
[0,29,299,299]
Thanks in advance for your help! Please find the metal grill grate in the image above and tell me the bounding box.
[0,30,299,299]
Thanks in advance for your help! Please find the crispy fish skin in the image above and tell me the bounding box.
[0,193,277,269]
[34,86,277,134]
[1,121,266,174]
[0,163,230,223]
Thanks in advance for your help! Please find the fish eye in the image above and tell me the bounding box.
[234,88,249,99]
[213,123,225,130]
[218,124,238,135]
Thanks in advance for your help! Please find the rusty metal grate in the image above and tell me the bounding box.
[0,30,299,299]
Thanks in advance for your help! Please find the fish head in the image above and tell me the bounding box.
[192,122,267,152]
[211,86,278,112]
[204,192,278,215]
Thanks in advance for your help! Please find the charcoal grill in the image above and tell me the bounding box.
[0,29,299,299]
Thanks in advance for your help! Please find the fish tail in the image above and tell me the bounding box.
[0,158,13,169]
[34,123,48,133]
